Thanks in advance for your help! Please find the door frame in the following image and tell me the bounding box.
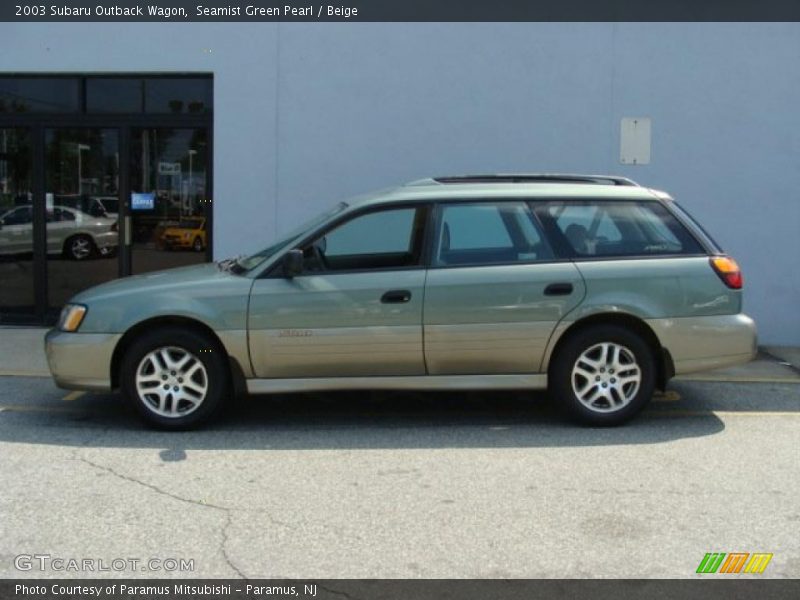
[0,113,212,323]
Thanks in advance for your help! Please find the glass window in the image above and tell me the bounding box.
[86,78,143,113]
[0,128,34,320]
[130,128,209,274]
[546,201,703,257]
[45,128,120,307]
[304,207,422,272]
[145,78,212,114]
[0,78,79,113]
[2,206,32,225]
[435,202,552,266]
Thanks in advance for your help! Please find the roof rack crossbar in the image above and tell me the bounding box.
[432,174,639,186]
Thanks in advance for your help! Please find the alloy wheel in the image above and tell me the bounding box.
[135,346,208,417]
[570,342,641,413]
[70,237,92,260]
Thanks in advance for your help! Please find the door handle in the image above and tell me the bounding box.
[544,282,573,296]
[381,289,412,304]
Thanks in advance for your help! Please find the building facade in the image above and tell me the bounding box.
[0,22,798,344]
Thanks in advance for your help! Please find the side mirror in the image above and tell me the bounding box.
[282,249,304,278]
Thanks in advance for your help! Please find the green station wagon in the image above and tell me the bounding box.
[46,174,757,429]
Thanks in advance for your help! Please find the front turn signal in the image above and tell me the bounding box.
[58,304,88,332]
[710,256,743,290]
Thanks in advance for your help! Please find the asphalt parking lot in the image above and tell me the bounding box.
[0,372,798,579]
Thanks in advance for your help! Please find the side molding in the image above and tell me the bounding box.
[246,374,548,394]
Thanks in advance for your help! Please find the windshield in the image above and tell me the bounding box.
[175,219,204,229]
[236,202,348,271]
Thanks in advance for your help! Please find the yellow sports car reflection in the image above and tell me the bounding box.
[160,218,206,252]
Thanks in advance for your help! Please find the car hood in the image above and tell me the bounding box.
[71,263,237,303]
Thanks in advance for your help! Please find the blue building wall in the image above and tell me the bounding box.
[2,23,798,344]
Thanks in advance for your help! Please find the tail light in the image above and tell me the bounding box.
[710,256,743,289]
[110,222,118,232]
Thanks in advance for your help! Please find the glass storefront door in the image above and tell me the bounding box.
[45,128,121,308]
[0,128,34,319]
[0,74,212,324]
[129,128,209,274]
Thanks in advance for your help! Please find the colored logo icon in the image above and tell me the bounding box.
[696,553,773,574]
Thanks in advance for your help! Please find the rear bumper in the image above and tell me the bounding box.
[44,329,120,391]
[646,314,757,375]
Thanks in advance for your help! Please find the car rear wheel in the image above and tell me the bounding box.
[193,236,204,252]
[550,324,655,426]
[64,234,95,260]
[120,327,229,430]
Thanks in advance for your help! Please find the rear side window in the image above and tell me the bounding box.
[435,202,553,266]
[541,201,703,258]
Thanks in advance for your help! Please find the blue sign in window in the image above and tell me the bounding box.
[131,192,155,211]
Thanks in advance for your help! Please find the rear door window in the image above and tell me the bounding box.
[540,201,703,258]
[434,202,553,266]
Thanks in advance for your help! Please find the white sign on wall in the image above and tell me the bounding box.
[158,161,181,175]
[620,117,651,165]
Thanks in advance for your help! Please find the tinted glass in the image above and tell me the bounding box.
[0,78,79,113]
[436,202,552,266]
[0,128,34,320]
[145,78,212,114]
[545,201,703,257]
[86,78,143,113]
[130,128,209,274]
[326,209,414,256]
[45,128,121,307]
[304,207,421,272]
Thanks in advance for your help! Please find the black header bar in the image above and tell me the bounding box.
[3,579,800,600]
[4,0,800,22]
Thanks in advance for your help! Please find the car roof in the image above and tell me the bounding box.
[347,174,669,208]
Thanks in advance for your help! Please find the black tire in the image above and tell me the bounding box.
[120,327,230,430]
[192,236,204,252]
[64,234,95,260]
[549,324,655,426]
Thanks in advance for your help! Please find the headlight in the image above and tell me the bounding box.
[58,304,87,332]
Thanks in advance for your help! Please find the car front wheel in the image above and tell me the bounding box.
[550,325,655,426]
[120,327,229,430]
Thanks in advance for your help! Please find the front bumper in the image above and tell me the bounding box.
[162,235,193,248]
[45,329,121,391]
[93,231,118,250]
[646,313,758,375]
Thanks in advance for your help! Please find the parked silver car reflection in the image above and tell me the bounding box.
[0,204,118,260]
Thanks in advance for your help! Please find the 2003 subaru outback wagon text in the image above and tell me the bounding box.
[46,174,757,429]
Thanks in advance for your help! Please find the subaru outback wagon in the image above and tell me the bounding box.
[46,174,756,429]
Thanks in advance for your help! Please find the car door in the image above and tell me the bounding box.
[248,204,429,378]
[423,200,585,375]
[0,206,33,255]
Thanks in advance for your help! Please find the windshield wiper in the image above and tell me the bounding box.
[215,255,245,272]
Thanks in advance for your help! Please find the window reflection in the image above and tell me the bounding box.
[0,128,34,319]
[0,78,80,113]
[45,129,120,308]
[131,128,208,274]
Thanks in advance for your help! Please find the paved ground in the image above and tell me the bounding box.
[0,374,797,579]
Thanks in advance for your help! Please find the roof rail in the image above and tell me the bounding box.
[432,174,639,187]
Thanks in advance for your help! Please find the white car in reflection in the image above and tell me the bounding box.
[0,205,118,260]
